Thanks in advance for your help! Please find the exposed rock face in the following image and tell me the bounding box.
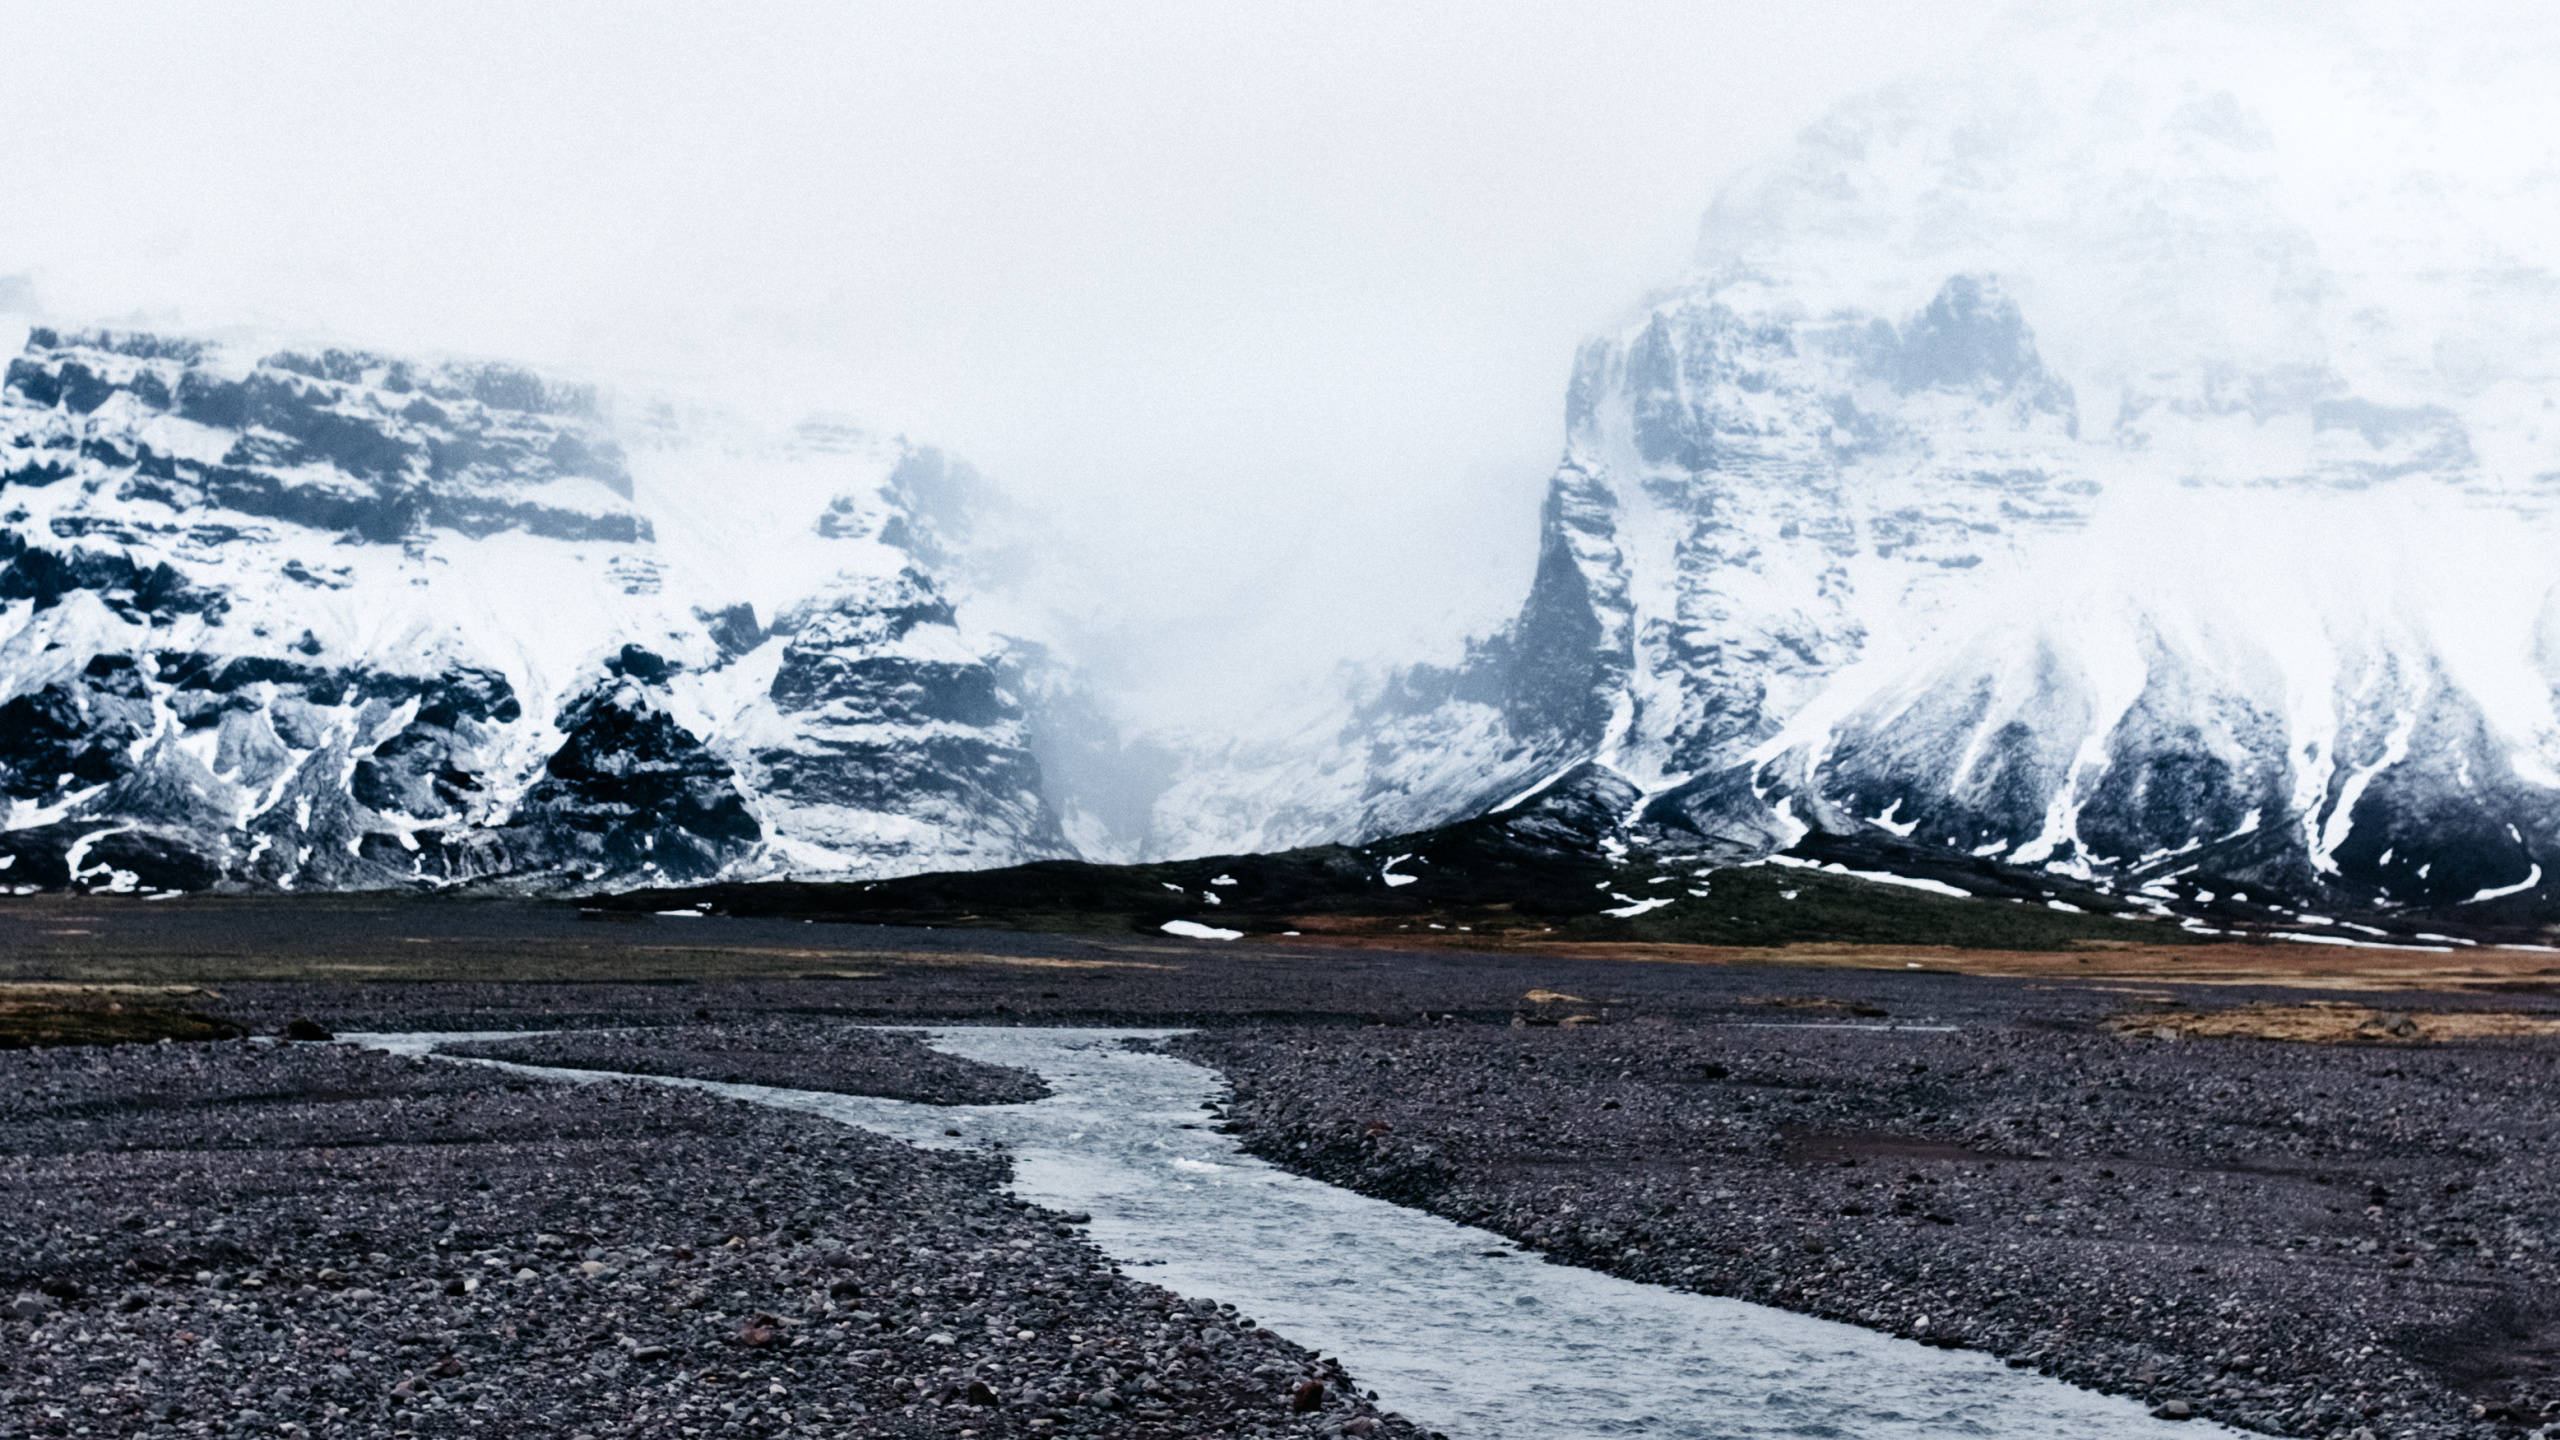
[731,569,1065,873]
[1141,10,2560,927]
[1141,271,2097,870]
[0,328,1068,893]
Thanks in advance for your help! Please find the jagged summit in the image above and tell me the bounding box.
[0,327,1069,893]
[16,9,2560,938]
[1121,7,2560,934]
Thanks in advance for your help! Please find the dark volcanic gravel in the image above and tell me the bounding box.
[0,1038,1425,1440]
[441,1020,1050,1105]
[20,894,2560,1438]
[1178,1019,2560,1440]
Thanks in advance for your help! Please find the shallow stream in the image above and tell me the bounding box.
[356,1026,2229,1439]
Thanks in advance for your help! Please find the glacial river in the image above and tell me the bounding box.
[356,1026,2229,1439]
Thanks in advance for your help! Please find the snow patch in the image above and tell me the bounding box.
[2461,865,2543,905]
[2272,933,2451,953]
[1765,853,1972,899]
[1161,920,1243,941]
[1869,799,1918,837]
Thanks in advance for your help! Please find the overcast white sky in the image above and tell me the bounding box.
[2,1,2009,719]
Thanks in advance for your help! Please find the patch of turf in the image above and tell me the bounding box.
[0,1001,246,1049]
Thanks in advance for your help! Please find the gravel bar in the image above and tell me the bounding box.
[1178,1018,2560,1440]
[440,1020,1050,1105]
[0,1037,1428,1440]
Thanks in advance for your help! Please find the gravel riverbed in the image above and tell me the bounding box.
[12,901,2560,1440]
[1177,1017,2560,1440]
[440,1020,1052,1104]
[0,1036,1425,1440]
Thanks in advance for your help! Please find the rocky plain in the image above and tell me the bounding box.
[6,894,2560,1439]
[0,1032,1421,1440]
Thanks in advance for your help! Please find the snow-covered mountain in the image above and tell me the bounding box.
[20,6,2560,928]
[1127,7,2560,925]
[0,328,1069,893]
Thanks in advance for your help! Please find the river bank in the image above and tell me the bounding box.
[0,1035,1423,1440]
[1178,1015,2560,1440]
[10,899,2560,1437]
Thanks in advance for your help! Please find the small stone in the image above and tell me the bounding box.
[631,1346,672,1363]
[2152,1399,2193,1420]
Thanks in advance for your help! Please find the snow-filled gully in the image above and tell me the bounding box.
[360,1027,2226,1439]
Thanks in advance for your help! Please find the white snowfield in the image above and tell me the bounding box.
[0,336,1066,891]
[1114,7,2560,915]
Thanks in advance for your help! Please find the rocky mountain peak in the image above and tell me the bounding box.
[0,327,1071,894]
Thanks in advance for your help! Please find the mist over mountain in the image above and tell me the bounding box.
[1091,5,2560,929]
[11,4,2560,931]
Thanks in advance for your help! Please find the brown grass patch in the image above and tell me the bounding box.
[2108,1001,2560,1044]
[1264,932,2560,992]
[0,994,245,1049]
[1747,995,1893,1017]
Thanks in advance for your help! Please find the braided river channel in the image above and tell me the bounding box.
[355,1026,2230,1439]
